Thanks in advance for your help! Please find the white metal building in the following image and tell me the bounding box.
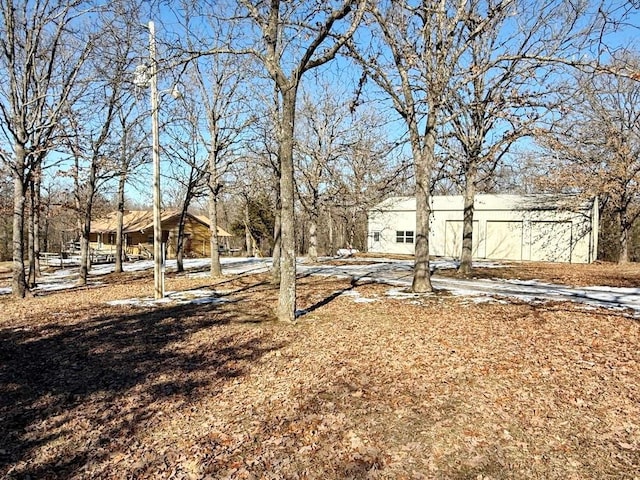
[367,194,599,263]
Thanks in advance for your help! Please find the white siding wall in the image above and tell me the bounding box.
[486,221,523,260]
[368,195,598,263]
[368,199,417,255]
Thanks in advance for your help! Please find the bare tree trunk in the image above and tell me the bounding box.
[328,208,334,256]
[277,89,297,322]
[79,220,91,286]
[308,208,318,262]
[176,207,188,273]
[209,193,222,277]
[271,192,281,284]
[33,168,41,277]
[27,166,42,286]
[42,192,50,253]
[12,145,28,298]
[411,113,435,293]
[209,148,222,277]
[78,220,91,286]
[459,160,477,275]
[244,199,252,257]
[27,177,36,287]
[115,170,126,273]
[618,208,630,264]
[78,201,92,287]
[78,160,97,286]
[349,207,357,248]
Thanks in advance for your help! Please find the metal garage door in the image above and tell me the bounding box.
[486,221,523,260]
[445,220,480,258]
[530,221,572,262]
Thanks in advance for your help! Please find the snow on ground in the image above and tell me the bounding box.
[106,288,232,308]
[1,256,639,316]
[297,258,640,315]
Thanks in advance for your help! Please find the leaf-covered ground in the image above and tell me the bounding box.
[0,262,639,479]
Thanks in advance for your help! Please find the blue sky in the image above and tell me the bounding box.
[64,1,640,206]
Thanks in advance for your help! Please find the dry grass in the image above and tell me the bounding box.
[0,262,639,479]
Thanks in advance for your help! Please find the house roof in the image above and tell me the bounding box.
[371,194,597,213]
[91,210,232,237]
[192,214,233,237]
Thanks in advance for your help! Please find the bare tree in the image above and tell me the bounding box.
[59,4,140,286]
[538,55,640,263]
[113,104,148,273]
[225,0,366,321]
[332,107,410,252]
[225,153,276,257]
[0,0,93,297]
[163,98,208,272]
[350,1,495,292]
[177,8,257,277]
[245,95,281,280]
[294,86,350,262]
[444,0,637,274]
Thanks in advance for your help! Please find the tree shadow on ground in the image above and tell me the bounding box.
[296,275,376,318]
[0,297,285,478]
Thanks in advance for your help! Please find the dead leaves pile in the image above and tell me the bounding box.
[0,266,638,479]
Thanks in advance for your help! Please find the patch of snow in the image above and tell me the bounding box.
[106,288,229,308]
[336,248,359,257]
[339,290,377,303]
[354,297,377,303]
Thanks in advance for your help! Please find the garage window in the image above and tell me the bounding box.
[396,230,414,243]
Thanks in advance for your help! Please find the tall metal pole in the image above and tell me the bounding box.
[149,20,163,299]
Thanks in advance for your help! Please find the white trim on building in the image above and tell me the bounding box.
[367,194,599,263]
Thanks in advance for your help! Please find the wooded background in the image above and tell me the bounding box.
[1,0,639,317]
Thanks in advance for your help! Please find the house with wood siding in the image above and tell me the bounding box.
[90,210,232,259]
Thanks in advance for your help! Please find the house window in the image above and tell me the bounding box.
[373,231,381,242]
[147,235,154,244]
[396,230,414,244]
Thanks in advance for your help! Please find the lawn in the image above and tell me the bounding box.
[0,261,639,479]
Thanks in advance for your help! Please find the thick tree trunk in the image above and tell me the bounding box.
[411,113,435,293]
[459,160,477,275]
[277,88,298,322]
[412,174,432,292]
[12,145,28,298]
